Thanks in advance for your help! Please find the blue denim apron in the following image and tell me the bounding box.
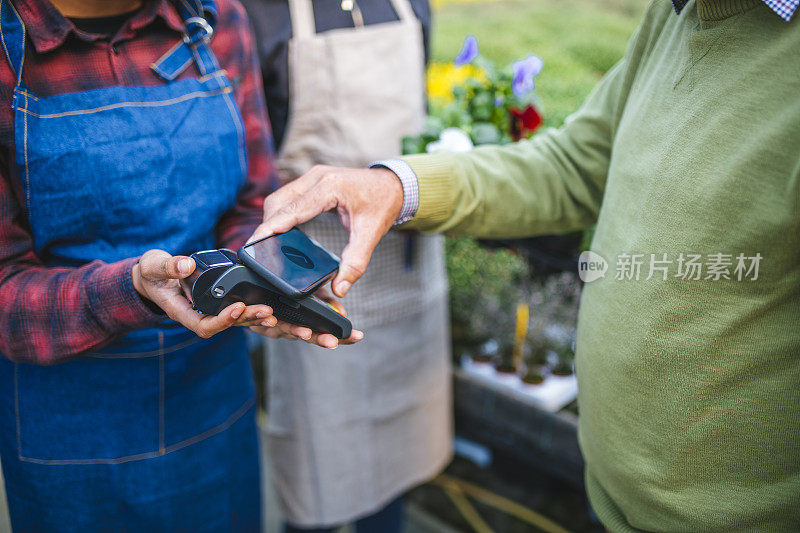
[0,1,260,530]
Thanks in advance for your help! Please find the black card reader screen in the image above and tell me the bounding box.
[240,228,340,293]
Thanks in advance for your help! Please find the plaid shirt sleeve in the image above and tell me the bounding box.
[214,1,279,251]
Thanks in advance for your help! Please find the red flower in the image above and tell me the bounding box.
[509,104,543,141]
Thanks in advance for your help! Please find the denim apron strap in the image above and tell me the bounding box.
[152,0,221,80]
[0,0,27,90]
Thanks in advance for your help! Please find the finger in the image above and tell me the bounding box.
[248,325,299,340]
[249,168,329,243]
[155,289,202,329]
[251,194,330,241]
[234,304,274,324]
[303,328,364,349]
[155,292,219,338]
[313,286,333,300]
[180,281,193,301]
[248,325,278,338]
[312,288,348,318]
[236,318,273,327]
[139,251,195,282]
[138,249,171,280]
[339,330,365,345]
[253,182,340,242]
[190,302,246,338]
[333,221,383,297]
[237,315,278,328]
[248,224,273,245]
[287,324,313,340]
[262,166,327,217]
[305,332,339,349]
[272,320,302,339]
[165,256,196,279]
[273,321,323,342]
[325,298,347,318]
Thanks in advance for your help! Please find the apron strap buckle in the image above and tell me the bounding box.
[183,17,214,45]
[152,14,218,81]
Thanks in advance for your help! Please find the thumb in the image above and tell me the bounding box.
[333,223,382,297]
[171,256,196,279]
[140,250,195,281]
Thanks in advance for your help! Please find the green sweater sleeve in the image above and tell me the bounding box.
[400,15,654,237]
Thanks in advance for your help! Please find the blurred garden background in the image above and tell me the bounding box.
[427,0,648,393]
[420,0,649,380]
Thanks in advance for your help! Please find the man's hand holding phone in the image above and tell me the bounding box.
[249,165,404,298]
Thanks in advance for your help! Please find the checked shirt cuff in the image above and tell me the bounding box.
[370,159,420,225]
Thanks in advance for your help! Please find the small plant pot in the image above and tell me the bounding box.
[494,346,517,375]
[522,371,545,385]
[551,363,574,377]
[462,354,496,377]
[493,358,520,386]
[494,362,517,374]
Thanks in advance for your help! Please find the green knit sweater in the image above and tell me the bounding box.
[401,0,800,530]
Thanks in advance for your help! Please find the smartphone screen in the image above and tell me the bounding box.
[239,228,339,294]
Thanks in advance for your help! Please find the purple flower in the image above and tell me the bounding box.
[511,54,544,97]
[454,35,479,66]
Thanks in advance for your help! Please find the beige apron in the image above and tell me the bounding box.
[265,0,452,526]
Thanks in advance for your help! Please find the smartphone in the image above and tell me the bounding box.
[238,228,339,298]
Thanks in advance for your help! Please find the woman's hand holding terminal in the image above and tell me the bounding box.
[132,249,277,338]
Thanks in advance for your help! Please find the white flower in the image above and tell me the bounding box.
[426,128,474,154]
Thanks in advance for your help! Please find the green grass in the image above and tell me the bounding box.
[431,0,649,127]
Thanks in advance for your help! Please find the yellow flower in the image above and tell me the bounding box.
[426,62,487,104]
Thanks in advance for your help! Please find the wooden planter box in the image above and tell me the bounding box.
[452,367,584,489]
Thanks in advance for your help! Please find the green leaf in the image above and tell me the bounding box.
[423,115,445,138]
[471,122,501,145]
[401,135,424,155]
[470,91,493,121]
[441,103,467,128]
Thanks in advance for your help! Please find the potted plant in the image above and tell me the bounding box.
[446,237,526,364]
[522,324,549,386]
[550,342,575,377]
[403,35,545,156]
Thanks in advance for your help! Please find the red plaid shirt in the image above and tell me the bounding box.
[0,0,278,364]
